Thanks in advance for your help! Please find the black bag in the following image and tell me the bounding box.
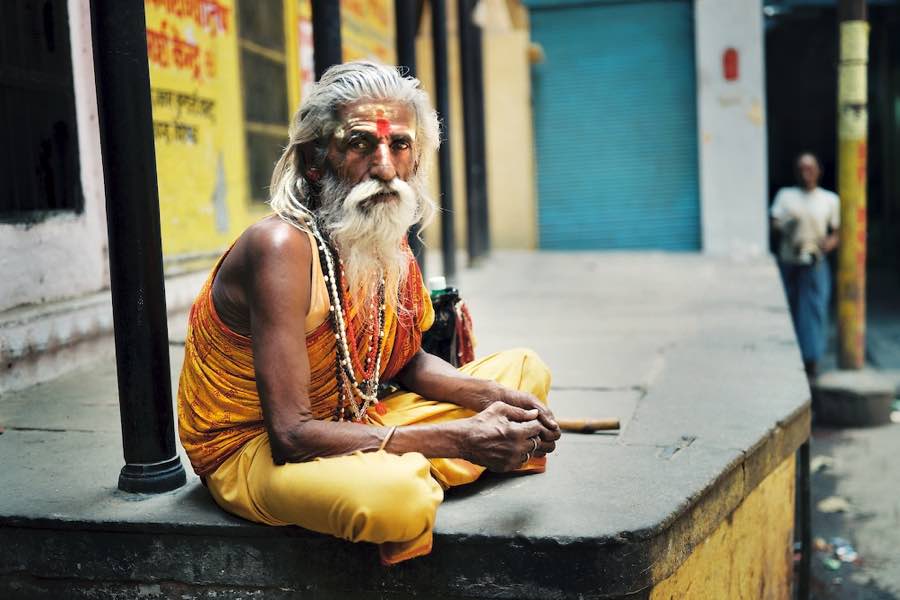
[421,287,462,366]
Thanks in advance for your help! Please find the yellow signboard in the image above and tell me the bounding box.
[341,0,396,65]
[292,0,396,103]
[147,0,397,263]
[146,0,259,261]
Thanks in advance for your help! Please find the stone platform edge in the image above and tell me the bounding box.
[0,403,810,599]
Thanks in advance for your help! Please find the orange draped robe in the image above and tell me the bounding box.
[178,237,433,479]
[176,231,551,564]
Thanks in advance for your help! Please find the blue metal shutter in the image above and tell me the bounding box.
[529,0,700,250]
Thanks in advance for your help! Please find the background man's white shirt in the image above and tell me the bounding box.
[770,186,840,264]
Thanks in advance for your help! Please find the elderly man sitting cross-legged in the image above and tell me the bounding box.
[177,61,560,565]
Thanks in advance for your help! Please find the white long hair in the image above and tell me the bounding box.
[268,61,440,312]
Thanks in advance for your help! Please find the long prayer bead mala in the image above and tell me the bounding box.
[308,223,387,422]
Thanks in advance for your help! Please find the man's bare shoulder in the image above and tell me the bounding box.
[238,215,313,271]
[212,217,314,330]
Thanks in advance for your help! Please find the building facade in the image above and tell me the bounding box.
[0,0,402,392]
[765,0,900,270]
[145,0,396,265]
[521,0,768,255]
[1,0,813,392]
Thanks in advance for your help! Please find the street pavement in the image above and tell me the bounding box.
[809,269,900,599]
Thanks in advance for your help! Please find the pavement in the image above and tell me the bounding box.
[808,268,900,599]
[0,251,810,598]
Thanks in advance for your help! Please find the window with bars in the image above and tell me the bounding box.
[0,0,82,222]
[237,0,290,204]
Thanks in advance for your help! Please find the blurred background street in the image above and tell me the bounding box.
[808,270,900,599]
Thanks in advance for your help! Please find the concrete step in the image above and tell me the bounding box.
[0,252,811,598]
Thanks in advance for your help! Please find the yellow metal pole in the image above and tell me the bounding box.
[836,1,869,369]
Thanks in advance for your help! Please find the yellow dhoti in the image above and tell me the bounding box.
[205,348,551,565]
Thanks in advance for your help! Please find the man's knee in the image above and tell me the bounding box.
[343,453,443,543]
[508,347,552,403]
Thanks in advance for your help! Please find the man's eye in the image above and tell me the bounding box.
[392,140,410,151]
[350,138,371,151]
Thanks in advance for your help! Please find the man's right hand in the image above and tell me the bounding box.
[461,402,555,472]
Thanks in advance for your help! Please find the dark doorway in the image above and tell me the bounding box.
[0,0,82,222]
[765,2,900,272]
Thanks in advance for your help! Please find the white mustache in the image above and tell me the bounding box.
[344,178,414,208]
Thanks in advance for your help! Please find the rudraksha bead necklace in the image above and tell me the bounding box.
[309,224,386,422]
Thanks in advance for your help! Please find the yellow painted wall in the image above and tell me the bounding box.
[341,0,396,64]
[146,0,262,263]
[416,0,469,257]
[291,0,396,105]
[650,456,795,599]
[416,0,538,254]
[148,0,536,269]
[483,21,537,249]
[149,0,398,268]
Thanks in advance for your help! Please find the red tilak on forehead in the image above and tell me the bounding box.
[376,117,391,138]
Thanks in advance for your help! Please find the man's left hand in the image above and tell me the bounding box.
[481,385,560,455]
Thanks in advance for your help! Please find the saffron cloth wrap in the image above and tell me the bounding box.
[175,230,551,565]
[177,234,434,479]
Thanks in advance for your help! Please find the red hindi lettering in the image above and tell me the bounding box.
[146,27,171,68]
[201,0,231,35]
[170,28,202,80]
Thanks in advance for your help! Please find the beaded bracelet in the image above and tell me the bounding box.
[378,425,398,452]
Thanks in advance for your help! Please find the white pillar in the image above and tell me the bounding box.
[695,0,769,257]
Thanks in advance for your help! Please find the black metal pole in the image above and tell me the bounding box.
[312,0,342,80]
[838,0,866,20]
[431,0,457,282]
[396,0,426,276]
[457,0,490,264]
[797,440,811,599]
[89,0,186,493]
[396,1,418,77]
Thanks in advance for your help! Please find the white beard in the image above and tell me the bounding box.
[316,173,421,313]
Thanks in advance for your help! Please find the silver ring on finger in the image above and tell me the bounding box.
[529,436,539,454]
[522,451,532,464]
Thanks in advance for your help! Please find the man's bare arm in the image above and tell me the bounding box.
[243,222,549,470]
[395,350,560,451]
[394,350,496,411]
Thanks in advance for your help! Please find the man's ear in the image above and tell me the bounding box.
[297,140,323,183]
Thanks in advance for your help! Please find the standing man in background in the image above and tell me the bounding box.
[771,153,840,379]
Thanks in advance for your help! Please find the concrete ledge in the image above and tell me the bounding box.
[813,369,896,427]
[0,253,811,598]
[650,456,795,598]
[0,411,806,598]
[0,270,207,393]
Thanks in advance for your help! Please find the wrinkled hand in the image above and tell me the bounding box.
[462,402,559,472]
[490,386,559,440]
